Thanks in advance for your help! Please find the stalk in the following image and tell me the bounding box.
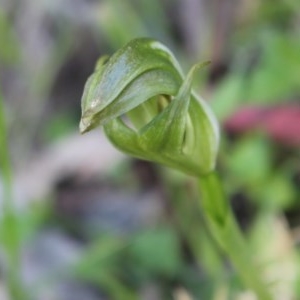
[198,171,272,300]
[0,89,25,299]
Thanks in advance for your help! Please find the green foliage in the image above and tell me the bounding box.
[213,32,300,117]
[0,9,19,64]
[128,227,182,277]
[246,32,300,103]
[225,136,272,185]
[45,112,77,141]
[0,88,25,299]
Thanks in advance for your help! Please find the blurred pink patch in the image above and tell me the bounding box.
[263,105,300,146]
[225,106,266,133]
[225,104,300,147]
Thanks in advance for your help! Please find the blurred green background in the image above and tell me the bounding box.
[0,0,299,299]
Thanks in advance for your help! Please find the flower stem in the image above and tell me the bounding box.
[0,89,25,300]
[198,171,272,300]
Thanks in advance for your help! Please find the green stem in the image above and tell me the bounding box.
[198,171,272,300]
[0,89,25,299]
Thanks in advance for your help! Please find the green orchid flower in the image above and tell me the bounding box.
[80,38,219,176]
[79,38,273,300]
